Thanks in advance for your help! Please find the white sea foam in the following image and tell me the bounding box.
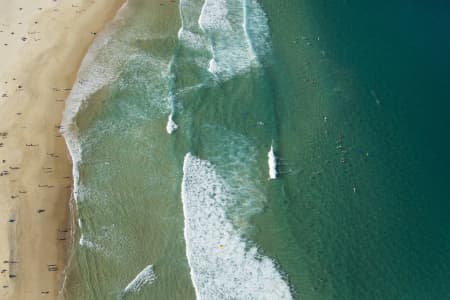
[242,0,257,61]
[177,0,212,73]
[166,113,178,134]
[61,2,129,203]
[181,153,292,300]
[177,0,271,81]
[166,50,179,135]
[243,0,271,59]
[59,5,132,268]
[198,0,232,32]
[196,0,270,80]
[207,58,219,75]
[62,0,175,203]
[79,234,97,249]
[122,264,156,295]
[78,224,124,259]
[268,144,277,180]
[199,125,267,229]
[178,25,208,52]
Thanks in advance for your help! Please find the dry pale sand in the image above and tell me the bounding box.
[0,0,125,299]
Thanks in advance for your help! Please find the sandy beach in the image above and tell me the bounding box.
[0,0,125,298]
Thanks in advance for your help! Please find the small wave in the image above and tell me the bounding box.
[166,113,178,134]
[181,153,292,299]
[166,47,179,135]
[268,144,277,180]
[79,234,97,249]
[122,265,156,296]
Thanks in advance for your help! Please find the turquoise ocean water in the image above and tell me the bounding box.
[61,0,450,299]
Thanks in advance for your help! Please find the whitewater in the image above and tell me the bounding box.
[59,0,292,298]
[182,153,292,300]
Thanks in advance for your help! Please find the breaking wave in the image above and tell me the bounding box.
[181,153,292,299]
[122,264,156,297]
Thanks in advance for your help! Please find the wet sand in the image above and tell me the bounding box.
[0,0,125,298]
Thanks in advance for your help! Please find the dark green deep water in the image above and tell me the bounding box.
[62,0,450,299]
[256,0,450,299]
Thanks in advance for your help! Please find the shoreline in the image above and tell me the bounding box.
[0,1,125,299]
